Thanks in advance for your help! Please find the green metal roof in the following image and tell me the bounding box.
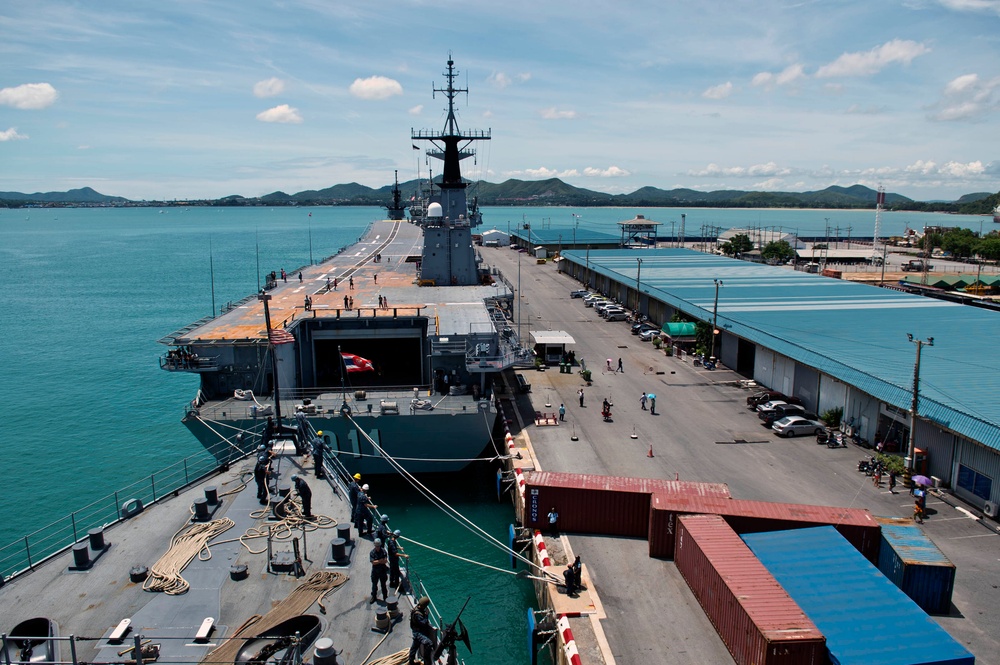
[561,247,1000,451]
[511,226,619,246]
[661,322,697,338]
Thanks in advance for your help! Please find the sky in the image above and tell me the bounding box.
[1,0,999,202]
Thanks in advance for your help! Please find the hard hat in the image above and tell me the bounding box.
[373,538,382,546]
[381,515,389,522]
[317,430,324,436]
[291,474,299,481]
[257,444,266,451]
[393,529,401,537]
[362,484,369,491]
[258,455,267,463]
[417,596,430,608]
[353,473,362,480]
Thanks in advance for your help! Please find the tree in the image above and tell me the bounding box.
[940,228,978,258]
[976,236,1000,262]
[721,233,753,256]
[761,240,796,263]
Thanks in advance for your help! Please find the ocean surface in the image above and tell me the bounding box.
[0,203,988,660]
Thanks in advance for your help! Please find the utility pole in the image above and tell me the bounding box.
[712,279,723,360]
[903,334,934,487]
[635,258,643,314]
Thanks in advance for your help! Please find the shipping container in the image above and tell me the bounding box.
[648,493,879,560]
[675,515,826,665]
[522,472,729,536]
[877,522,956,615]
[743,527,974,665]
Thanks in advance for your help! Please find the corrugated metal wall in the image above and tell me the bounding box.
[754,347,774,388]
[818,374,847,419]
[953,437,1000,509]
[792,365,819,411]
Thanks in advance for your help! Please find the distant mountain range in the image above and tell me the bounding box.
[1,181,997,215]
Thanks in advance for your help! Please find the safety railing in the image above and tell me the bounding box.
[0,437,254,584]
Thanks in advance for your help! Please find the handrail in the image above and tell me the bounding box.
[0,435,255,584]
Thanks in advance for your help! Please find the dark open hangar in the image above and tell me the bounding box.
[557,246,1000,517]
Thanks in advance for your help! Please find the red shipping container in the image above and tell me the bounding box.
[649,493,879,560]
[675,515,826,665]
[523,472,730,537]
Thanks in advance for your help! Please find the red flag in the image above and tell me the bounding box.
[269,329,295,345]
[342,352,374,372]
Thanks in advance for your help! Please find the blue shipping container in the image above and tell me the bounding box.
[878,522,956,615]
[743,527,974,665]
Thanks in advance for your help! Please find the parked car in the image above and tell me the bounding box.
[631,321,656,335]
[761,406,818,427]
[772,415,826,437]
[600,306,625,319]
[638,328,661,342]
[595,301,618,315]
[570,289,590,298]
[747,390,783,407]
[605,309,628,321]
[756,399,794,415]
[584,295,607,307]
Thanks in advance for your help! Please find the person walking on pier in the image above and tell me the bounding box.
[298,272,303,283]
[578,388,584,407]
[369,538,389,603]
[349,276,354,289]
[547,507,559,537]
[558,404,565,421]
[649,394,657,415]
[640,392,648,410]
[617,357,624,373]
[333,277,338,290]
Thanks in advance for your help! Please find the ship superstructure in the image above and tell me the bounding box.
[158,57,522,475]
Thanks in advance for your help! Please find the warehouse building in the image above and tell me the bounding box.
[558,247,1000,517]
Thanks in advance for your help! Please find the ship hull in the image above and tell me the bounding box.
[184,407,497,475]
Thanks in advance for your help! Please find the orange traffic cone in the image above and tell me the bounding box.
[647,444,654,458]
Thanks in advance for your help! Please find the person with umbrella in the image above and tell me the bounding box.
[648,393,657,415]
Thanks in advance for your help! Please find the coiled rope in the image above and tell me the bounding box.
[143,518,236,595]
[202,571,347,665]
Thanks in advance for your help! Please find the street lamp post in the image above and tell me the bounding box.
[903,334,934,487]
[635,258,643,314]
[712,279,723,360]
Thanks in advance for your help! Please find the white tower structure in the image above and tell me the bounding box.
[872,185,885,263]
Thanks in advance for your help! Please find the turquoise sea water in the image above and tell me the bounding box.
[0,203,988,661]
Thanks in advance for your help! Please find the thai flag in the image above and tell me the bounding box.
[341,353,374,373]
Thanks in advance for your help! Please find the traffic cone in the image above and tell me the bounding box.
[647,444,654,458]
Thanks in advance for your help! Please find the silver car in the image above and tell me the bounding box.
[605,308,628,321]
[772,415,826,437]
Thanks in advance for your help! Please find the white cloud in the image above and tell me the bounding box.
[702,82,733,99]
[540,107,577,119]
[905,160,937,174]
[931,73,1000,121]
[253,77,285,98]
[753,178,786,190]
[583,166,631,177]
[815,39,930,78]
[256,104,303,123]
[936,0,1000,16]
[488,71,530,89]
[688,162,791,178]
[945,73,979,94]
[348,75,403,100]
[752,64,805,89]
[504,167,579,179]
[77,144,91,150]
[0,127,28,141]
[0,82,58,109]
[938,160,985,176]
[408,104,423,115]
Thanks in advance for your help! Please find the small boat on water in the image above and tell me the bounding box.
[3,617,58,664]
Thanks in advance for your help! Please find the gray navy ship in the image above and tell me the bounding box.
[158,57,523,475]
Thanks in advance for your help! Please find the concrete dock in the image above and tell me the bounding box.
[487,244,1000,665]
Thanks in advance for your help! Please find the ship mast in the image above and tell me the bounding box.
[258,291,284,425]
[411,54,490,218]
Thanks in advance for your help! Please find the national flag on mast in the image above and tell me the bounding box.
[269,328,295,345]
[341,352,375,372]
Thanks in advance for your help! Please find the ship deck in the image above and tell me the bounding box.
[0,444,415,665]
[167,218,505,346]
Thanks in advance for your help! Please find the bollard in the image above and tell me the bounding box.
[330,538,347,563]
[205,486,219,505]
[88,527,106,551]
[313,638,339,665]
[72,542,90,568]
[336,524,351,543]
[193,497,209,521]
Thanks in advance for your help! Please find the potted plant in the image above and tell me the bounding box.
[581,369,592,384]
[652,337,662,350]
